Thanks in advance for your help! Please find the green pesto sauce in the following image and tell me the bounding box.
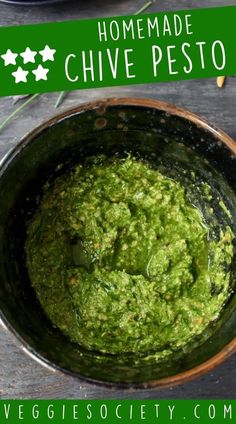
[25,156,234,357]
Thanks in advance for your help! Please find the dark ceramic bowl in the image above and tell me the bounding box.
[0,98,236,389]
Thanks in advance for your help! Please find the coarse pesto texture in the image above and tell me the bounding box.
[25,156,234,357]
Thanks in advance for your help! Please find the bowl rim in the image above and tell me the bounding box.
[0,0,63,5]
[1,96,236,390]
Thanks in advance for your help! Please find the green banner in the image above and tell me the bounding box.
[0,6,236,96]
[0,400,235,424]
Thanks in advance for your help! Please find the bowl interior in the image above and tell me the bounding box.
[0,101,236,386]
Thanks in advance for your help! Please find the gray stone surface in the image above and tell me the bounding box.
[0,0,236,399]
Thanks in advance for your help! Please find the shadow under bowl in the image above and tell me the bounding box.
[0,97,236,389]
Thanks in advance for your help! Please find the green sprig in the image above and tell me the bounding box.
[0,93,40,131]
[54,91,67,108]
[135,1,154,15]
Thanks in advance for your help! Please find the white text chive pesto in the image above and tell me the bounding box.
[25,156,234,358]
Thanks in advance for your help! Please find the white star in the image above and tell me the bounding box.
[12,66,29,83]
[39,45,56,62]
[1,49,18,66]
[32,64,49,81]
[20,47,37,64]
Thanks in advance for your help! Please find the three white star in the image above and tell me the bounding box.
[20,47,37,64]
[32,64,49,81]
[12,66,29,83]
[1,49,18,66]
[39,45,56,62]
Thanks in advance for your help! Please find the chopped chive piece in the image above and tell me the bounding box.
[0,93,40,131]
[134,1,154,15]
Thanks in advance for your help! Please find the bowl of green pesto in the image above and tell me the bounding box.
[0,98,236,388]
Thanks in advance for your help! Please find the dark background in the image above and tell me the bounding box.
[0,0,236,399]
